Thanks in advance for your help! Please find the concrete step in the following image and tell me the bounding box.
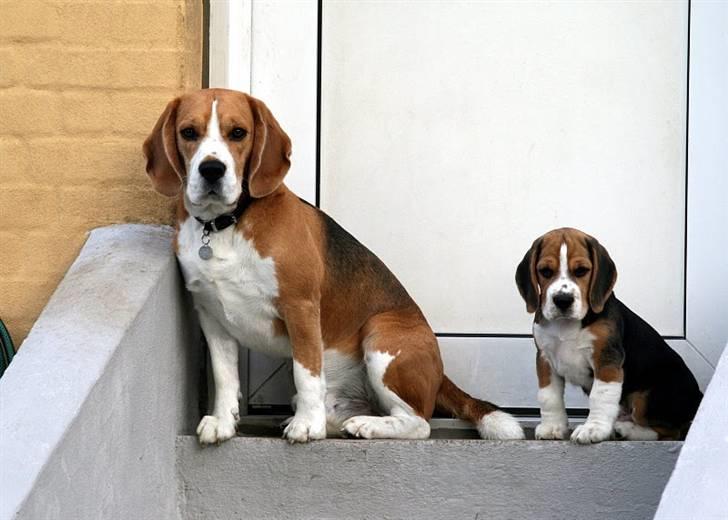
[175,419,682,520]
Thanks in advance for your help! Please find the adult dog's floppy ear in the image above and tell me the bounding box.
[246,95,292,198]
[515,237,543,313]
[586,236,617,313]
[143,97,184,197]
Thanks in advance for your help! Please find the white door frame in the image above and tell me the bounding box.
[209,0,726,410]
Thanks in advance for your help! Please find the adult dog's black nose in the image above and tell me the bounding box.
[199,160,226,182]
[553,293,574,311]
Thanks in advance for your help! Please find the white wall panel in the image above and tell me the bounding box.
[251,0,318,204]
[321,1,688,334]
[685,0,728,364]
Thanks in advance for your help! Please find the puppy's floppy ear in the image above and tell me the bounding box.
[143,97,184,197]
[586,236,617,313]
[515,237,543,313]
[245,95,292,198]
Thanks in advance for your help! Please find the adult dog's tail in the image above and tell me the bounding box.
[435,375,525,440]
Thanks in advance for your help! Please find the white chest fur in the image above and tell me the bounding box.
[176,217,291,357]
[533,320,595,391]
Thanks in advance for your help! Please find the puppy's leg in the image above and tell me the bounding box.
[342,312,439,440]
[535,351,569,440]
[281,301,327,443]
[571,366,623,444]
[615,390,673,441]
[196,310,240,445]
[614,420,659,440]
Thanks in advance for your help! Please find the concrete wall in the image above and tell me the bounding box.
[0,225,201,520]
[0,0,203,344]
[655,343,728,520]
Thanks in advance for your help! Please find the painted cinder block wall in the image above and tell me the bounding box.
[0,0,203,344]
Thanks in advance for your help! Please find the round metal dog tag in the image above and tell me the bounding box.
[198,245,213,260]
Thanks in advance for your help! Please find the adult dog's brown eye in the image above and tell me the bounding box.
[229,127,247,141]
[180,127,198,141]
[574,266,590,278]
[539,268,554,278]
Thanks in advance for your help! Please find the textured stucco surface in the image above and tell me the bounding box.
[177,436,682,520]
[0,225,201,520]
[0,0,203,345]
[655,343,728,520]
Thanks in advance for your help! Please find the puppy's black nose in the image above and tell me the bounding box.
[199,160,226,182]
[553,293,574,311]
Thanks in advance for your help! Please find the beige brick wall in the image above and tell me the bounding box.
[0,0,203,346]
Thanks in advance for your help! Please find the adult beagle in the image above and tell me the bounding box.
[516,228,702,443]
[143,88,524,444]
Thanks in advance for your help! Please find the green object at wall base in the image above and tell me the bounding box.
[0,318,15,379]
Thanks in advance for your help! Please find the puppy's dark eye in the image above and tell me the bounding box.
[229,127,247,141]
[539,268,554,278]
[180,127,198,141]
[574,266,590,278]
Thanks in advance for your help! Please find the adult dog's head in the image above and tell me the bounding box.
[143,89,291,220]
[516,228,617,321]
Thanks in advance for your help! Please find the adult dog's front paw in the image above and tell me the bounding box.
[282,414,327,443]
[535,421,569,440]
[196,415,237,445]
[570,421,613,444]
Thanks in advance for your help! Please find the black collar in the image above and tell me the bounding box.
[195,197,249,233]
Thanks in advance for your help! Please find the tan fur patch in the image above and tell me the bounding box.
[435,375,497,423]
[595,365,623,383]
[588,319,623,382]
[536,350,552,388]
[627,391,650,426]
[363,311,443,418]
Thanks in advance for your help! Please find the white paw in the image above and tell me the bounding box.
[196,415,237,445]
[614,420,632,438]
[570,421,613,444]
[282,414,326,443]
[535,421,569,440]
[341,416,385,439]
[614,420,659,441]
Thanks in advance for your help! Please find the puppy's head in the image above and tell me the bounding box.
[516,228,617,320]
[142,88,291,219]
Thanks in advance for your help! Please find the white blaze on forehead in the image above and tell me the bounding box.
[185,98,241,210]
[206,99,222,142]
[558,242,569,286]
[192,98,230,164]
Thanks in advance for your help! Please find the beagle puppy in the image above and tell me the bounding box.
[516,228,702,443]
[143,88,524,444]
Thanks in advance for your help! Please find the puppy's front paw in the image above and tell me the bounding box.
[570,421,613,444]
[535,421,569,440]
[282,414,326,443]
[196,415,237,445]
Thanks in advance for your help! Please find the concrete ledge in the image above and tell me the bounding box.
[176,436,681,520]
[0,225,201,520]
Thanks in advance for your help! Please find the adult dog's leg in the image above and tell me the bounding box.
[342,311,441,440]
[281,301,327,443]
[196,310,240,445]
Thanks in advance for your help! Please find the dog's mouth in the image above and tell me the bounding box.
[188,189,234,205]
